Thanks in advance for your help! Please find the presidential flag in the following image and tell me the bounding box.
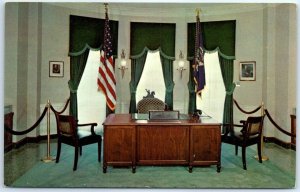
[193,10,206,95]
[97,5,116,111]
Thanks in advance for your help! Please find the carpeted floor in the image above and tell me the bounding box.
[9,143,296,188]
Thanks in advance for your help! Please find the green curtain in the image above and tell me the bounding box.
[129,22,176,112]
[129,48,148,113]
[159,51,175,110]
[130,22,175,57]
[187,20,236,120]
[68,15,119,118]
[218,53,236,134]
[68,48,90,119]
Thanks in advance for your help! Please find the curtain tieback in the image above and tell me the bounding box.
[225,83,236,95]
[68,81,77,94]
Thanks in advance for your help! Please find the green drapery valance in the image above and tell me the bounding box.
[130,22,176,57]
[187,20,236,57]
[69,15,118,55]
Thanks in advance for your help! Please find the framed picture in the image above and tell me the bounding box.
[239,61,256,81]
[49,61,64,77]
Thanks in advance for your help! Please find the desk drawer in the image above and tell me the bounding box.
[137,125,189,164]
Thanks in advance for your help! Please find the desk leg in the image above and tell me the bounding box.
[132,165,136,173]
[217,164,221,173]
[103,163,107,173]
[189,165,193,173]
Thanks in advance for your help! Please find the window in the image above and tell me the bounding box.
[136,51,165,103]
[197,52,226,123]
[77,50,106,133]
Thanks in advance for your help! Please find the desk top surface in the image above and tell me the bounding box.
[103,113,220,126]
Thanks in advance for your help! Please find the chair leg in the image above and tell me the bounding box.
[80,146,82,156]
[56,140,61,163]
[73,147,79,171]
[257,141,263,163]
[242,146,247,170]
[235,145,238,155]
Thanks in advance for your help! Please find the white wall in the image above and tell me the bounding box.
[4,3,19,142]
[4,3,297,144]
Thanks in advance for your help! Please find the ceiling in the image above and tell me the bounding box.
[49,2,271,18]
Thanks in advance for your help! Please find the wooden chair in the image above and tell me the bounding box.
[221,116,264,170]
[137,97,166,113]
[54,114,102,171]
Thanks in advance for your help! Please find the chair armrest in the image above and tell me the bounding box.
[78,123,98,127]
[232,124,246,134]
[78,123,98,135]
[240,120,246,124]
[232,124,244,128]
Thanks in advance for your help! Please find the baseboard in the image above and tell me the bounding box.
[263,136,296,151]
[10,134,58,151]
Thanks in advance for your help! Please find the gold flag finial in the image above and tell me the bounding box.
[195,8,201,17]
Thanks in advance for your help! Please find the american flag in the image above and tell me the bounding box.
[98,5,116,111]
[193,10,206,95]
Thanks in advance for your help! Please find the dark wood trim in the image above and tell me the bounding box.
[8,134,58,152]
[263,136,296,151]
[12,137,28,149]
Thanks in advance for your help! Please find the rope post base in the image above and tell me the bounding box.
[42,156,56,163]
[254,155,269,161]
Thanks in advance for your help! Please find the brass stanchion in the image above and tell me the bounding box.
[42,99,55,162]
[255,101,269,161]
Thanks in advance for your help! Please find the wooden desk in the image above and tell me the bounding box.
[103,114,221,173]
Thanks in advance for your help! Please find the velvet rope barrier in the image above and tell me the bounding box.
[234,99,296,139]
[264,109,296,138]
[233,99,262,114]
[50,98,70,114]
[4,98,70,136]
[4,106,48,135]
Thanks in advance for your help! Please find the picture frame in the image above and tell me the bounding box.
[49,61,64,77]
[239,61,256,81]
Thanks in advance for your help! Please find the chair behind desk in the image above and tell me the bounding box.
[137,98,166,113]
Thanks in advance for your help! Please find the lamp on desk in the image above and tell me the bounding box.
[177,50,186,79]
[118,49,128,78]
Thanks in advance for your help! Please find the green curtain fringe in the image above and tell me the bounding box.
[130,47,175,60]
[69,44,118,58]
[68,44,103,56]
[187,47,235,61]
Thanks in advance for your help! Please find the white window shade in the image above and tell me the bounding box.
[136,51,165,103]
[197,52,226,123]
[77,50,106,134]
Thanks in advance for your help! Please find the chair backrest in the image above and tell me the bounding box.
[137,98,165,113]
[245,116,264,137]
[55,114,77,137]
